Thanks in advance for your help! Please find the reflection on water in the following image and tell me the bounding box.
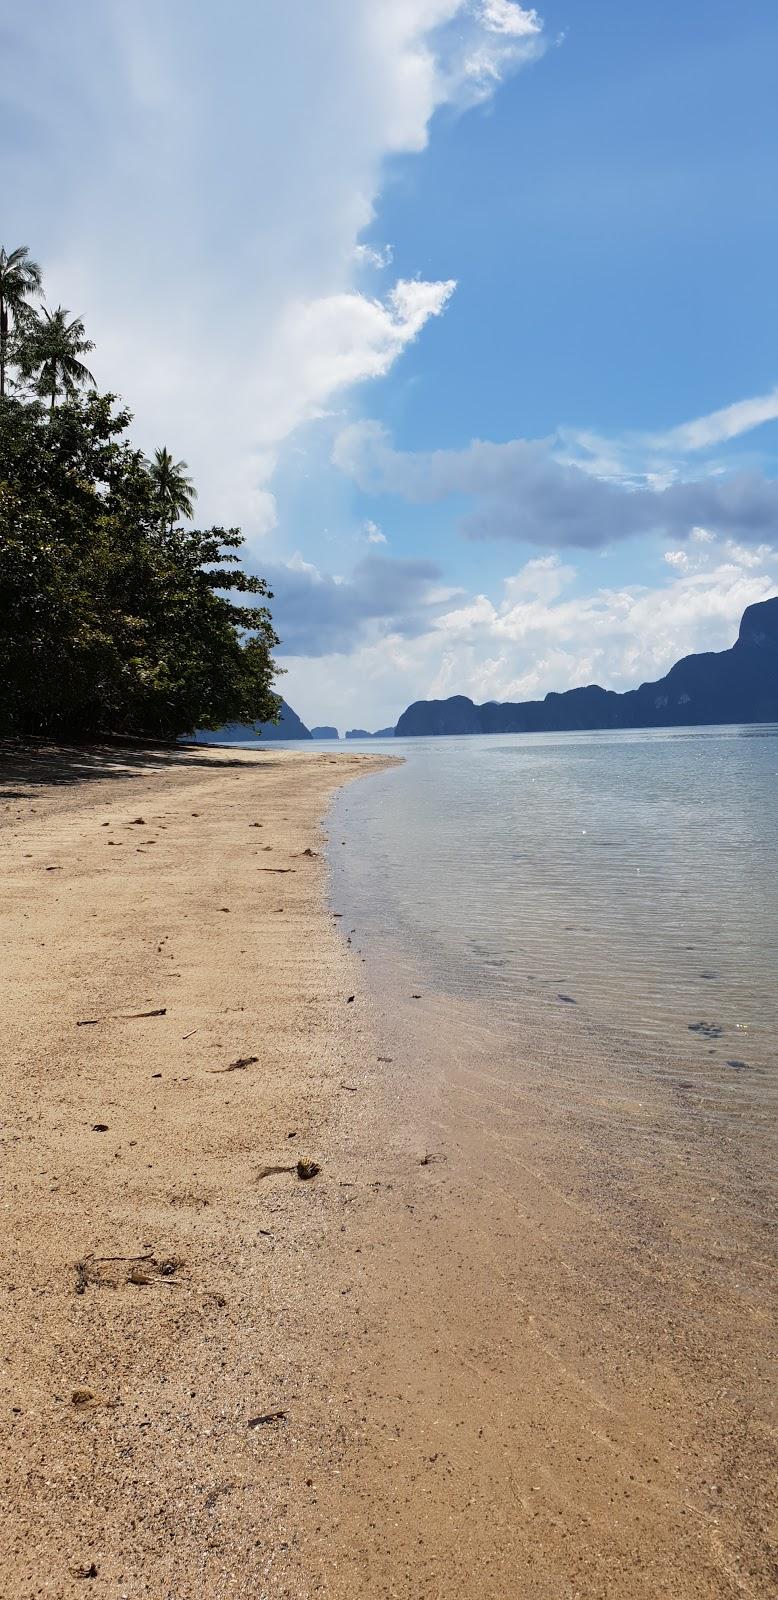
[329,725,778,1079]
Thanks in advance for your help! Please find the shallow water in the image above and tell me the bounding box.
[327,725,778,1081]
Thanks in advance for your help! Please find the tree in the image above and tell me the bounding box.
[23,305,95,412]
[0,392,282,739]
[0,245,43,398]
[148,445,197,531]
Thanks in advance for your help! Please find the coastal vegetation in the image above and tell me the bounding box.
[0,245,281,741]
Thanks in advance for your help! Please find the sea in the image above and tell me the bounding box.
[325,725,778,1081]
[239,719,777,1586]
[232,724,777,1080]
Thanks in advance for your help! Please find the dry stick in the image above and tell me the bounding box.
[78,1008,167,1026]
[92,1252,156,1264]
[210,1055,259,1074]
[118,1007,167,1019]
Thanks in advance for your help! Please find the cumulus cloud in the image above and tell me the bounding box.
[354,242,394,269]
[255,278,455,444]
[334,418,778,549]
[481,0,542,34]
[1,0,545,538]
[264,550,446,657]
[429,543,777,690]
[364,520,388,544]
[432,1,547,106]
[276,544,774,732]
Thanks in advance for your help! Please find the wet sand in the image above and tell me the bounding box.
[318,981,776,1598]
[1,741,775,1598]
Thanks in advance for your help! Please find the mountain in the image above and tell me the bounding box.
[193,699,312,742]
[345,728,371,740]
[310,725,339,739]
[395,597,778,737]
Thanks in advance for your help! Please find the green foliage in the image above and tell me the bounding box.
[0,246,43,398]
[0,390,282,740]
[0,244,283,740]
[19,305,95,411]
[148,446,197,532]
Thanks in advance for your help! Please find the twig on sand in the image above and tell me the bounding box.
[210,1055,259,1074]
[118,1007,167,1019]
[93,1252,155,1264]
[247,1409,286,1428]
[79,1008,167,1025]
[257,1159,320,1182]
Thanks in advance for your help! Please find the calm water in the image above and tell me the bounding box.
[327,726,778,1079]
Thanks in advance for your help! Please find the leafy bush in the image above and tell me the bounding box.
[0,243,282,740]
[0,390,281,739]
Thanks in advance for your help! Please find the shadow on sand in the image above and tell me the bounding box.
[0,738,274,797]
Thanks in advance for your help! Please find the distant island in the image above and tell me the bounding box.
[195,709,401,744]
[194,699,312,742]
[395,597,778,736]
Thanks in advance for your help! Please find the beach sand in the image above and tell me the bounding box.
[0,742,397,1598]
[1,742,775,1598]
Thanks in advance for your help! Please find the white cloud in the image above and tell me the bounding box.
[364,520,388,544]
[1,1,545,540]
[334,418,778,549]
[354,242,394,269]
[650,387,778,453]
[433,540,777,702]
[256,278,456,446]
[275,538,777,729]
[480,2,543,37]
[442,1,547,104]
[559,387,778,493]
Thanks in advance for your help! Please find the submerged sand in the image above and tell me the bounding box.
[1,741,775,1599]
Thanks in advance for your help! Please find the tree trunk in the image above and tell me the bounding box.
[0,295,6,399]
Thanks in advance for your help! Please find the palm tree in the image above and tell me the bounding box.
[27,306,95,413]
[148,446,197,532]
[0,245,43,398]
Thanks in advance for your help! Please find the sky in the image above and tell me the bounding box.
[3,0,778,730]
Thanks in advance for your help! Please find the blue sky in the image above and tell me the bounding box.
[3,1,777,728]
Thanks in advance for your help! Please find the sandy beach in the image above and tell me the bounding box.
[2,742,775,1599]
[1,742,398,1598]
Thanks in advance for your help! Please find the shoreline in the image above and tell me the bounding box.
[2,741,774,1598]
[323,770,776,1598]
[1,743,398,1598]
